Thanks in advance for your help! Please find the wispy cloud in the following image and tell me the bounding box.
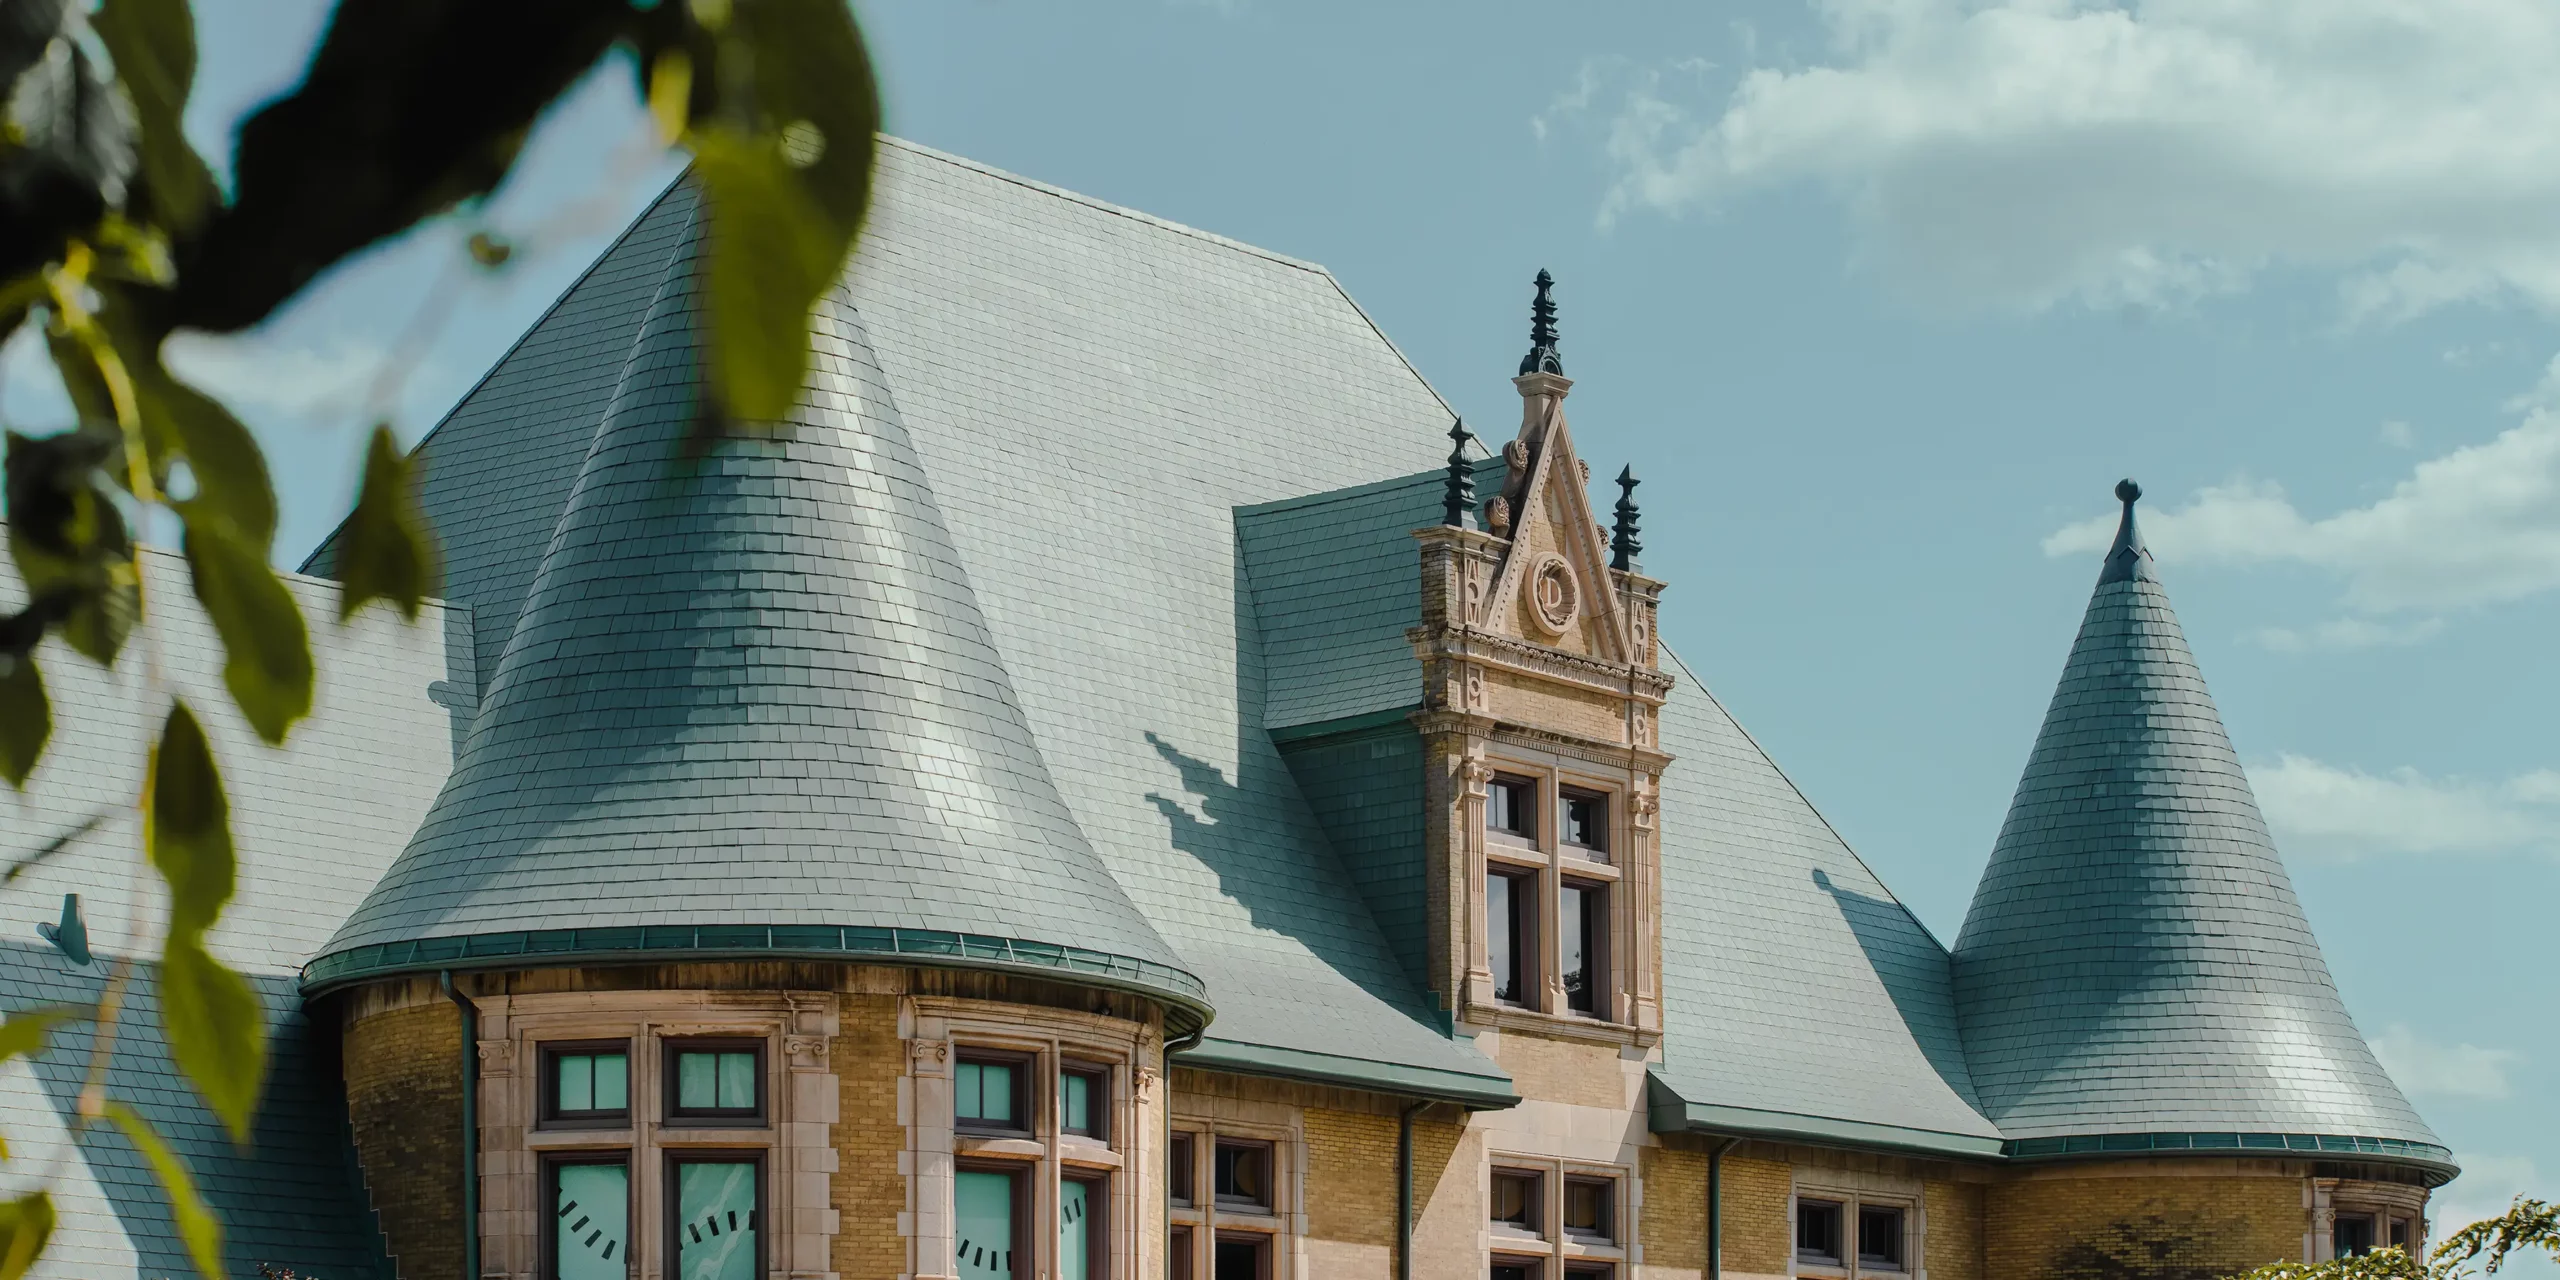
[162,332,398,427]
[2249,616,2443,653]
[2435,1153,2546,1246]
[2253,753,2560,859]
[1578,0,2560,317]
[2372,1025,2523,1101]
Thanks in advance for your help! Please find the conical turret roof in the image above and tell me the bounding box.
[1953,482,2442,1166]
[309,201,1205,1023]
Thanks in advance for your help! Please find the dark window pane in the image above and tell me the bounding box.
[1490,1171,1538,1231]
[1171,1226,1193,1280]
[671,1159,757,1280]
[2336,1216,2376,1259]
[956,1169,1016,1279]
[1860,1205,1905,1268]
[1563,882,1606,1014]
[1490,778,1533,837]
[1489,872,1530,1004]
[551,1160,628,1280]
[2389,1219,2411,1249]
[1564,1177,1611,1240]
[1214,1236,1267,1280]
[1563,791,1606,853]
[1170,1133,1195,1205]
[1213,1142,1269,1208]
[1798,1199,1843,1263]
[1492,1264,1536,1280]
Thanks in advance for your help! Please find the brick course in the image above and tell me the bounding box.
[1984,1170,2304,1280]
[832,993,904,1279]
[344,985,464,1280]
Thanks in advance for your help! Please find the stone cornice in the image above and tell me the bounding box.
[1408,624,1674,702]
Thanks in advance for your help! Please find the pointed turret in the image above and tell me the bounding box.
[308,209,1205,1022]
[1953,481,2443,1167]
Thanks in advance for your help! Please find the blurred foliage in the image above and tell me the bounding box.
[0,0,880,1275]
[2233,1199,2560,1280]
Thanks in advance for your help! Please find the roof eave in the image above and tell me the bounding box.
[1176,1037,1519,1110]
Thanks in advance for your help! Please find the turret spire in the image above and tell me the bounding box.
[1518,269,1563,376]
[1442,419,1478,529]
[1610,465,1641,571]
[2098,477,2154,585]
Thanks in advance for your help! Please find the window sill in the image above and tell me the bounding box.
[1211,1203,1281,1226]
[528,1127,634,1148]
[1059,1139,1122,1170]
[1562,1238,1625,1260]
[1463,1001,1657,1048]
[1490,1224,1544,1246]
[954,1135,1045,1161]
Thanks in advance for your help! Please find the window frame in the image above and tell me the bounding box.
[1212,1138,1276,1213]
[1059,1061,1111,1143]
[952,1158,1032,1280]
[1796,1197,1846,1267]
[1490,1166,1544,1240]
[1061,1172,1109,1280]
[1488,773,1538,844]
[662,1148,766,1280]
[1559,878,1610,1018]
[661,1037,767,1127]
[953,1048,1037,1137]
[1562,1174,1614,1245]
[1559,786,1609,859]
[539,1038,635,1131]
[543,1150,634,1280]
[1857,1202,1907,1272]
[1212,1229,1274,1280]
[1169,1131,1198,1207]
[1487,865,1538,1007]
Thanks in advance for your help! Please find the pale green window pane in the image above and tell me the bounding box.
[956,1170,1013,1280]
[554,1162,628,1280]
[679,1052,718,1110]
[956,1062,983,1120]
[1062,1074,1090,1133]
[674,1160,758,1280]
[979,1063,1013,1124]
[718,1052,756,1109]
[593,1053,628,1111]
[558,1055,594,1112]
[1059,1180,1091,1280]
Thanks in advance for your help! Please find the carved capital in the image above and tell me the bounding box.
[908,1038,950,1077]
[785,1035,831,1070]
[475,1039,516,1075]
[1460,756,1495,795]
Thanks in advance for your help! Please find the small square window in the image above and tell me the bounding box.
[956,1054,1030,1133]
[1213,1140,1271,1211]
[1561,788,1608,855]
[1060,1065,1108,1141]
[1859,1204,1906,1270]
[1213,1233,1270,1280]
[1797,1198,1844,1266]
[1490,1169,1541,1235]
[1170,1132,1197,1206]
[665,1040,763,1123]
[541,1041,631,1128]
[1564,1176,1613,1242]
[1489,776,1536,841]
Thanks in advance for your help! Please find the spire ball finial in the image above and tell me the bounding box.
[2116,478,2141,505]
[1520,269,1564,376]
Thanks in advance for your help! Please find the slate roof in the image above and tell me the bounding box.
[310,190,1206,1021]
[1953,487,2443,1159]
[2,550,460,1278]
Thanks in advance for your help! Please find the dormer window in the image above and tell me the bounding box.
[1561,788,1607,858]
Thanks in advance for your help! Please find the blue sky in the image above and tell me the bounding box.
[7,0,2552,1248]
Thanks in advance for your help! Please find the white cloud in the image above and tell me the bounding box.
[2434,1154,2550,1259]
[2249,616,2442,653]
[2372,1025,2522,1101]
[2042,411,2560,614]
[160,332,396,427]
[2252,753,2560,858]
[1587,0,2560,315]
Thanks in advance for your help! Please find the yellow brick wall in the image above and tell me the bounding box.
[1486,1030,1632,1110]
[1306,1107,1399,1252]
[1984,1171,2305,1280]
[344,991,464,1280]
[1643,1144,1708,1273]
[831,993,903,1280]
[1721,1153,1795,1275]
[1927,1179,1985,1280]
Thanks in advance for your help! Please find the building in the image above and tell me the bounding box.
[0,139,2450,1280]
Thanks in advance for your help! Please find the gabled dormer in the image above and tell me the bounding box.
[1410,273,1674,1044]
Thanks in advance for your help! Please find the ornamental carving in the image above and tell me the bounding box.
[476,1039,515,1074]
[784,1035,831,1069]
[908,1038,950,1076]
[1528,554,1580,636]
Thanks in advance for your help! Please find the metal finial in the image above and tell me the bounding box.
[2116,478,2142,505]
[1519,269,1564,376]
[2099,477,2156,585]
[1610,465,1642,571]
[1443,420,1478,529]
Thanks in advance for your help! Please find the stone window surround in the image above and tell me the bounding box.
[2314,1178,2429,1263]
[1463,745,1655,1041]
[471,988,841,1280]
[1790,1167,1924,1280]
[1167,1097,1306,1280]
[904,996,1154,1280]
[1484,1149,1632,1276]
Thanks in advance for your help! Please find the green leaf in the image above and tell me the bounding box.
[0,1191,54,1280]
[0,1008,71,1064]
[146,702,235,937]
[160,935,266,1146]
[0,651,46,788]
[335,424,438,622]
[91,288,278,548]
[105,1102,223,1280]
[4,428,138,667]
[91,0,217,233]
[691,130,842,424]
[179,516,310,743]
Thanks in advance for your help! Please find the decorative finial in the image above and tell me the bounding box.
[1611,465,1642,572]
[2099,477,2156,585]
[1442,419,1478,528]
[1519,269,1564,376]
